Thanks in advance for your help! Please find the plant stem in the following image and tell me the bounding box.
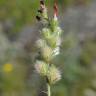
[47,83,51,96]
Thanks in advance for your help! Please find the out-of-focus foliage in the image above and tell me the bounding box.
[80,39,96,65]
[0,0,39,34]
[0,0,90,32]
[52,34,96,96]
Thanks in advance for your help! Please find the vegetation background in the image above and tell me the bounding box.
[0,0,96,96]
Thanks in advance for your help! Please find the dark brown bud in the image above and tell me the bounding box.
[40,0,44,5]
[36,16,41,21]
[38,9,43,13]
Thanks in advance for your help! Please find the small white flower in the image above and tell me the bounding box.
[54,14,58,21]
[52,47,60,56]
[56,38,61,46]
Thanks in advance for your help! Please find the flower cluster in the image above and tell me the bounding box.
[35,0,62,85]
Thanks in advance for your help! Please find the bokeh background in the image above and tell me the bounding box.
[0,0,96,96]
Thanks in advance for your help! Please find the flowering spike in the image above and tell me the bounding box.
[35,1,62,96]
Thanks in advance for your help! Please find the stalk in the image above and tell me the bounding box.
[47,83,51,96]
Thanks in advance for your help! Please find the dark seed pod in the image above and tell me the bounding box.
[36,16,41,21]
[40,0,44,5]
[38,9,43,13]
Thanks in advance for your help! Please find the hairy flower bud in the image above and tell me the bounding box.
[47,65,61,84]
[41,45,53,62]
[35,60,48,76]
[42,27,62,48]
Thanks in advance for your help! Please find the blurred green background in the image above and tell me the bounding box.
[0,0,96,96]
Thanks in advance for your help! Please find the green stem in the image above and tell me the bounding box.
[47,83,51,96]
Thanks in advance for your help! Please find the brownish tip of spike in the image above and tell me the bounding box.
[54,2,58,16]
